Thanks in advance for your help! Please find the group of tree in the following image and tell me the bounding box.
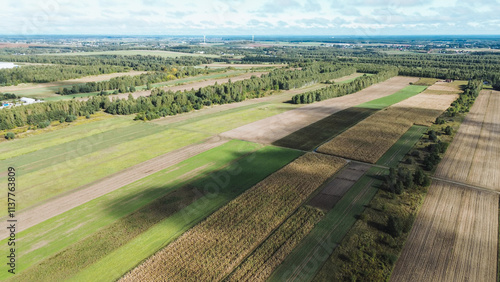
[291,66,398,104]
[0,63,357,128]
[382,166,430,195]
[56,67,217,95]
[0,93,17,100]
[446,79,482,117]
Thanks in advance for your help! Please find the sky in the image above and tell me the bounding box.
[1,0,500,36]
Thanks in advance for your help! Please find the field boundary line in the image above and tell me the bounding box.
[431,177,500,196]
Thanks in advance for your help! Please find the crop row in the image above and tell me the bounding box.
[226,206,324,282]
[317,93,457,163]
[120,153,346,282]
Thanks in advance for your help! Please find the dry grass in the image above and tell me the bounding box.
[317,93,457,163]
[120,153,346,282]
[435,90,500,191]
[226,206,324,282]
[390,180,498,282]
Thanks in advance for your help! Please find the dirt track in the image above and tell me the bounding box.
[0,136,228,239]
[221,76,418,145]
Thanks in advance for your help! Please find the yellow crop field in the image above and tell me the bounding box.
[317,93,457,163]
[120,153,346,281]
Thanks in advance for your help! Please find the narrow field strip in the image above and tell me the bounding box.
[221,76,418,145]
[273,107,378,151]
[225,206,324,282]
[317,93,457,163]
[70,146,303,282]
[0,135,225,240]
[435,90,500,191]
[390,180,498,282]
[376,125,428,168]
[1,141,295,278]
[0,115,132,160]
[0,128,210,213]
[120,153,346,282]
[355,85,427,109]
[268,167,386,282]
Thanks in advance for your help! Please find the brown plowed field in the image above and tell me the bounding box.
[391,180,498,282]
[0,136,229,240]
[221,76,418,144]
[435,91,500,191]
[317,93,457,163]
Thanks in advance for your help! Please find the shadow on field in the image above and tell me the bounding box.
[272,107,378,151]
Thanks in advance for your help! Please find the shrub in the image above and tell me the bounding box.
[5,132,15,140]
[386,215,402,237]
[65,115,77,122]
[444,125,452,135]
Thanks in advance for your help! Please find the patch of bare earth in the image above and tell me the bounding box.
[221,76,419,145]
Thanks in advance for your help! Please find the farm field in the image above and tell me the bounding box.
[226,206,324,282]
[3,141,301,279]
[435,90,500,191]
[0,122,210,214]
[43,70,246,101]
[221,76,418,145]
[272,84,426,151]
[317,92,457,163]
[120,153,346,281]
[390,180,498,282]
[269,166,387,282]
[376,125,428,168]
[40,49,221,58]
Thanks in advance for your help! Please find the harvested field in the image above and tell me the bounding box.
[309,162,371,210]
[391,180,498,282]
[120,153,346,282]
[221,76,418,145]
[0,135,228,239]
[435,90,500,191]
[226,206,324,282]
[317,93,457,163]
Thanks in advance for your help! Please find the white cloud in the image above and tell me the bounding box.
[0,0,499,35]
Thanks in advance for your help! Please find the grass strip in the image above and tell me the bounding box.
[268,167,386,282]
[354,85,427,110]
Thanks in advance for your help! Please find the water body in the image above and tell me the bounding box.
[0,62,18,69]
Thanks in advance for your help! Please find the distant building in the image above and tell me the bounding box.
[445,79,453,83]
[20,97,36,104]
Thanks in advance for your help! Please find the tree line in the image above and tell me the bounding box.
[56,67,219,95]
[0,64,355,129]
[291,66,398,104]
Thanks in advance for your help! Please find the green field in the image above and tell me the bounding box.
[376,125,428,168]
[355,85,427,109]
[268,166,386,282]
[5,141,300,280]
[39,50,221,58]
[30,144,299,282]
[0,120,210,212]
